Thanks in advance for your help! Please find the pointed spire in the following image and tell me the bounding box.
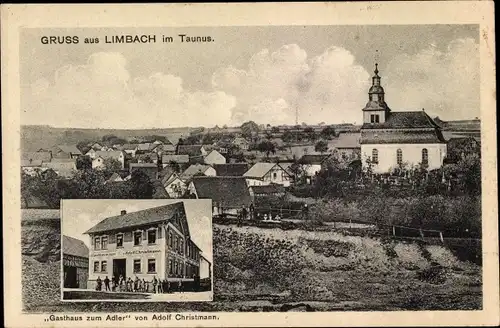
[374,63,379,76]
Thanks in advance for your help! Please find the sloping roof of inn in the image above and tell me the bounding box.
[84,202,185,234]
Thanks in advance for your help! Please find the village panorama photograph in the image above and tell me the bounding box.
[20,25,482,312]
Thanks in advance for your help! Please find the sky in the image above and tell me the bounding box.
[20,25,479,128]
[61,199,213,262]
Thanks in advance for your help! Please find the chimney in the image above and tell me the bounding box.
[121,210,126,216]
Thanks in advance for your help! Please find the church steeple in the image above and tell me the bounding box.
[362,63,391,124]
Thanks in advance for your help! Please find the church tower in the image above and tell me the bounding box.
[362,63,391,124]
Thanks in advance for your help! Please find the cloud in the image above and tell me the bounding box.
[212,44,370,125]
[383,38,479,120]
[22,52,236,128]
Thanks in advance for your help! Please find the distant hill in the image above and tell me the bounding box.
[21,125,193,152]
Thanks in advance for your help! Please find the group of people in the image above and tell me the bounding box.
[95,275,187,294]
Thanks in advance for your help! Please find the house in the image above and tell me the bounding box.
[232,137,250,150]
[180,164,216,181]
[445,137,481,163]
[129,163,159,180]
[177,145,208,163]
[91,151,125,169]
[360,64,447,173]
[155,143,176,155]
[21,159,43,176]
[105,172,124,184]
[243,162,292,187]
[249,184,286,198]
[289,145,317,159]
[161,172,187,198]
[21,151,52,163]
[91,142,104,150]
[162,155,190,168]
[213,163,249,177]
[63,235,89,289]
[85,148,98,159]
[298,154,332,177]
[203,150,226,165]
[84,202,205,289]
[118,144,138,157]
[188,176,252,217]
[41,161,76,178]
[136,143,153,155]
[50,145,82,159]
[329,133,361,161]
[152,180,170,199]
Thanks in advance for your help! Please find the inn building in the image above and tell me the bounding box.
[84,202,205,289]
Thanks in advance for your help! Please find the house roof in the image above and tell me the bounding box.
[299,154,331,165]
[130,163,157,168]
[152,180,171,199]
[55,145,82,155]
[95,151,124,160]
[162,154,190,164]
[106,172,123,183]
[21,152,52,162]
[21,209,60,220]
[51,157,77,163]
[136,153,158,161]
[213,163,249,176]
[191,176,252,208]
[232,137,249,144]
[243,162,284,179]
[177,145,204,156]
[63,235,89,258]
[181,164,213,179]
[361,111,441,130]
[41,162,76,177]
[84,202,184,234]
[360,129,446,144]
[136,143,152,151]
[157,144,176,153]
[119,144,138,150]
[21,159,43,167]
[250,184,286,195]
[329,133,361,149]
[162,173,184,187]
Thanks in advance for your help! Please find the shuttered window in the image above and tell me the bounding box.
[422,148,428,165]
[396,149,403,165]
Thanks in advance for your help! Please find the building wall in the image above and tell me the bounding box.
[204,151,226,165]
[361,143,447,173]
[204,167,217,176]
[245,166,290,187]
[300,164,322,177]
[165,178,187,198]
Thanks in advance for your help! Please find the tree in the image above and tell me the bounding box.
[169,161,181,173]
[73,170,109,199]
[271,126,280,133]
[103,157,122,173]
[76,155,92,170]
[320,126,336,140]
[257,140,276,158]
[304,127,317,141]
[76,141,92,155]
[202,133,215,145]
[127,170,154,199]
[241,121,260,138]
[314,140,328,154]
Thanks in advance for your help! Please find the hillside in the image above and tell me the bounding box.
[20,125,193,151]
[22,218,481,312]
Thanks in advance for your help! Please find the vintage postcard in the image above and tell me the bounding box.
[2,2,498,327]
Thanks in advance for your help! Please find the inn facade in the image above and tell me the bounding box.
[84,202,203,290]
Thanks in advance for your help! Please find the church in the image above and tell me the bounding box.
[360,64,447,173]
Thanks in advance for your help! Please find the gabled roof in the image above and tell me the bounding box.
[361,111,441,130]
[21,209,60,220]
[360,129,446,144]
[41,162,76,177]
[329,133,361,149]
[181,164,213,179]
[243,162,286,179]
[63,235,89,258]
[162,154,190,164]
[21,159,43,167]
[84,202,185,234]
[95,151,124,160]
[54,145,82,155]
[177,145,204,156]
[136,143,152,151]
[136,153,158,161]
[51,157,77,163]
[213,163,249,176]
[152,180,171,199]
[130,163,157,168]
[299,154,331,165]
[106,172,123,183]
[157,144,176,153]
[21,152,52,163]
[191,176,251,208]
[119,144,139,151]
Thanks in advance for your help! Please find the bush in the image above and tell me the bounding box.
[416,264,448,284]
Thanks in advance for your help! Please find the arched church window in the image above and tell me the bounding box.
[396,149,403,165]
[372,149,378,164]
[422,148,428,165]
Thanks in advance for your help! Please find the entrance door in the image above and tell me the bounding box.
[63,266,78,288]
[113,259,126,281]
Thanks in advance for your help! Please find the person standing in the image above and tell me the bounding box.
[104,276,110,292]
[178,280,183,293]
[134,276,139,292]
[96,276,102,291]
[152,277,158,293]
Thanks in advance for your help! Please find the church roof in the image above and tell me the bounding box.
[361,129,446,144]
[362,111,440,130]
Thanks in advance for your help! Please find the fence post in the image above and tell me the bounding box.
[419,228,424,240]
[349,219,352,229]
[439,231,444,244]
[392,225,396,236]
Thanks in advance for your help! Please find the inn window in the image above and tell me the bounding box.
[133,259,141,273]
[147,259,156,273]
[93,261,99,272]
[396,149,403,165]
[101,236,108,250]
[273,172,277,179]
[372,149,379,164]
[101,261,107,273]
[422,148,429,165]
[169,260,173,274]
[370,114,380,123]
[175,261,179,275]
[116,233,124,248]
[179,240,184,255]
[134,231,142,246]
[169,232,173,248]
[175,236,179,252]
[148,229,157,245]
[94,237,100,250]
